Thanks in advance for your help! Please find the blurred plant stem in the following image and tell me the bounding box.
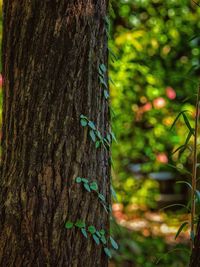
[191,83,200,247]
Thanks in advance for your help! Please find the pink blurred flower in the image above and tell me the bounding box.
[156,153,168,164]
[166,87,176,100]
[0,74,3,87]
[142,102,152,112]
[136,102,152,121]
[153,97,166,109]
[112,203,128,222]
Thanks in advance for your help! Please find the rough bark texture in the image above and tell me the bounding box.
[190,221,200,267]
[0,1,110,266]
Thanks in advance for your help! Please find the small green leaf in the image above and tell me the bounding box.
[76,177,82,183]
[182,113,194,135]
[98,68,104,77]
[196,190,200,203]
[81,228,88,238]
[92,234,100,245]
[65,221,74,229]
[190,230,195,241]
[88,121,96,130]
[176,181,192,190]
[99,76,108,88]
[89,130,96,142]
[103,137,110,147]
[167,164,191,176]
[174,131,193,157]
[81,178,88,183]
[96,130,102,139]
[99,229,105,236]
[75,220,85,228]
[175,222,188,240]
[105,28,111,39]
[84,183,91,192]
[96,231,101,238]
[88,225,96,234]
[184,131,193,145]
[80,114,87,119]
[110,131,117,143]
[104,89,109,99]
[100,63,107,73]
[80,119,88,127]
[109,156,114,167]
[106,133,111,143]
[104,247,112,258]
[95,141,101,148]
[108,47,118,61]
[172,144,188,155]
[110,236,119,250]
[170,110,188,131]
[111,185,118,201]
[100,235,107,245]
[90,182,98,191]
[102,203,109,213]
[104,16,110,26]
[98,193,105,202]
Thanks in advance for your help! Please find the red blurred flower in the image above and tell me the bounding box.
[156,153,168,164]
[142,102,152,112]
[166,86,176,100]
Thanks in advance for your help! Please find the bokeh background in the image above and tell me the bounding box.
[109,0,200,266]
[0,0,200,266]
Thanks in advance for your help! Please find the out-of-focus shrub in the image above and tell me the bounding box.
[110,0,200,206]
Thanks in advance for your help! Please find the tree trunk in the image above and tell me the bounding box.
[0,1,110,266]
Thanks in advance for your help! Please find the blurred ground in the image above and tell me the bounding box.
[110,203,190,267]
[113,203,189,244]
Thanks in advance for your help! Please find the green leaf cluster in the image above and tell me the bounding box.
[75,177,98,192]
[65,219,118,258]
[98,63,109,100]
[80,115,115,150]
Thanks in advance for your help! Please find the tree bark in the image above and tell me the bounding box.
[0,1,110,266]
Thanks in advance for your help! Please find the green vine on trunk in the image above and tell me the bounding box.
[65,220,118,258]
[98,63,109,100]
[75,177,111,213]
[80,115,116,150]
[65,12,119,261]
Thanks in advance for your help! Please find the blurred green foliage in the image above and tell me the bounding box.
[110,0,200,206]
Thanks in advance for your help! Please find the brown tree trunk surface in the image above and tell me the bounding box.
[0,1,110,266]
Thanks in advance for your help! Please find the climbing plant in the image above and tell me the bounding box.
[65,12,119,260]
